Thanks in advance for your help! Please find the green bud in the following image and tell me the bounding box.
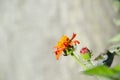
[80,47,91,61]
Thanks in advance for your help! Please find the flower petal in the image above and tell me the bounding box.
[70,33,76,41]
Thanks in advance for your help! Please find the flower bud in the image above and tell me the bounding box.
[80,47,91,61]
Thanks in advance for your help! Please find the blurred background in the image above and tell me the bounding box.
[0,0,120,80]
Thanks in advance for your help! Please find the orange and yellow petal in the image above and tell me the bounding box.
[55,35,69,48]
[73,40,80,45]
[55,48,64,60]
[70,33,76,41]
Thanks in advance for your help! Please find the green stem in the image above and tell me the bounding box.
[88,61,101,80]
[88,60,94,67]
[71,53,87,69]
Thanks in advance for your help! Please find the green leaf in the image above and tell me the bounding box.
[83,65,114,78]
[110,34,120,43]
[83,65,120,80]
[112,65,120,72]
[111,65,120,79]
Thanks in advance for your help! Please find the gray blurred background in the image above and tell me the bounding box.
[0,0,120,80]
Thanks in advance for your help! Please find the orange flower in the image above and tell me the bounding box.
[54,33,80,60]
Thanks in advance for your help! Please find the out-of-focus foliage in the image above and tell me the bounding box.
[114,20,120,26]
[110,34,120,42]
[112,0,120,12]
[112,0,120,26]
[110,0,120,43]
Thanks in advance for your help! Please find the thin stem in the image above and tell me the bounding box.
[71,53,87,69]
[88,60,94,67]
[88,61,101,80]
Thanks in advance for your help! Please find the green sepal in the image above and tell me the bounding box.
[80,52,91,61]
[63,46,74,56]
